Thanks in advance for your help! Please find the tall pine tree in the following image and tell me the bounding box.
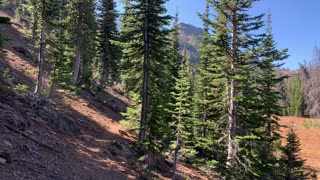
[96,0,120,95]
[120,0,172,173]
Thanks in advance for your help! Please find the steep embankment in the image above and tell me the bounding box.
[0,9,206,180]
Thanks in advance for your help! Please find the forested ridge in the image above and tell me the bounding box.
[0,0,317,179]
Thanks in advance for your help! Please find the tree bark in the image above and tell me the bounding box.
[71,3,83,86]
[172,131,180,180]
[33,0,46,99]
[71,37,82,86]
[227,10,238,168]
[139,0,150,142]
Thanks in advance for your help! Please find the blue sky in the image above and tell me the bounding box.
[117,0,320,70]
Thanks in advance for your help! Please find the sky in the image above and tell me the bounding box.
[117,0,320,70]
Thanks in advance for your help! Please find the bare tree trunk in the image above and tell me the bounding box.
[96,45,110,95]
[139,0,150,142]
[96,69,108,94]
[71,3,83,86]
[227,11,238,168]
[71,40,81,86]
[172,131,180,180]
[172,95,182,180]
[33,0,46,99]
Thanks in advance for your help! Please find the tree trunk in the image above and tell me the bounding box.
[172,131,180,180]
[71,3,83,86]
[227,11,238,168]
[97,69,108,94]
[97,44,110,95]
[33,0,46,99]
[139,0,150,142]
[71,40,81,86]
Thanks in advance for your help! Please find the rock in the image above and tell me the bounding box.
[12,46,32,58]
[0,139,13,163]
[0,151,13,163]
[0,139,13,150]
[0,158,6,164]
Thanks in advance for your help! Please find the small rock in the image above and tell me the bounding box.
[0,139,13,150]
[0,158,6,164]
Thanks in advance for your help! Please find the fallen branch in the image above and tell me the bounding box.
[2,123,60,154]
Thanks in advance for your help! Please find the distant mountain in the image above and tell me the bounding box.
[178,23,203,65]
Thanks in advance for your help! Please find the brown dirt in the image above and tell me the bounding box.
[0,8,207,180]
[279,116,320,176]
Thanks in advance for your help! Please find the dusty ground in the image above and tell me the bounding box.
[0,8,207,180]
[279,116,320,176]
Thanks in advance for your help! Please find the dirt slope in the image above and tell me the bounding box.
[0,8,206,180]
[280,116,320,176]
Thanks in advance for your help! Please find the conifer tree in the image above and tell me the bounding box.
[279,126,307,180]
[68,0,96,86]
[204,1,288,178]
[240,11,288,178]
[171,52,193,180]
[96,0,120,95]
[193,3,227,175]
[32,0,60,98]
[286,75,304,117]
[120,0,172,171]
[207,1,265,174]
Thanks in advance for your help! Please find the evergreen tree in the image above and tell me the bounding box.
[32,0,61,98]
[279,126,307,180]
[286,74,304,117]
[193,2,227,176]
[204,1,288,178]
[171,53,193,180]
[240,11,289,178]
[120,0,172,172]
[96,0,120,95]
[206,1,265,176]
[68,0,96,86]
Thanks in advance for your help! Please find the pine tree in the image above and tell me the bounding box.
[96,0,120,95]
[32,0,61,98]
[171,52,193,180]
[240,11,289,178]
[120,0,172,172]
[286,75,304,117]
[279,126,307,179]
[68,0,96,86]
[207,1,265,175]
[193,2,227,176]
[204,1,288,178]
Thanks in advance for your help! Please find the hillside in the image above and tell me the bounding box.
[0,9,206,180]
[178,23,203,65]
[280,117,320,177]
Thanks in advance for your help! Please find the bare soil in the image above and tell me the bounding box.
[0,8,207,180]
[279,116,320,177]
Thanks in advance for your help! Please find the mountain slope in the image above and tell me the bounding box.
[178,23,203,65]
[0,8,207,180]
